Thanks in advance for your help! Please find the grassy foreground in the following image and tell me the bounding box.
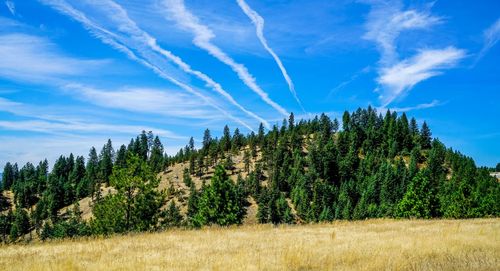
[0,219,499,271]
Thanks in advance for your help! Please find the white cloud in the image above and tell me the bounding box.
[0,33,107,83]
[327,66,371,99]
[362,0,464,106]
[363,1,441,65]
[477,17,500,62]
[5,1,15,15]
[68,0,268,128]
[39,0,255,131]
[377,99,443,113]
[161,0,289,117]
[236,0,304,113]
[0,119,185,139]
[65,84,220,120]
[377,47,465,106]
[0,97,188,140]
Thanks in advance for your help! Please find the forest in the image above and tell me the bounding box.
[0,107,499,242]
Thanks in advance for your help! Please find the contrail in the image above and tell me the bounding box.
[161,0,289,117]
[236,0,305,113]
[38,0,255,131]
[45,0,269,128]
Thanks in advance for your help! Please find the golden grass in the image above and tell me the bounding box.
[0,219,499,271]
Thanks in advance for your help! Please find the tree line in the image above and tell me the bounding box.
[1,107,499,242]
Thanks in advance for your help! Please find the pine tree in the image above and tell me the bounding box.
[36,159,49,195]
[138,131,149,160]
[99,140,114,185]
[84,147,99,199]
[115,145,127,169]
[288,112,295,131]
[194,165,246,226]
[397,171,432,218]
[69,156,85,202]
[2,162,14,190]
[420,121,432,149]
[202,129,212,152]
[10,208,30,241]
[221,125,232,152]
[162,201,183,228]
[243,150,251,173]
[92,154,165,234]
[150,136,165,173]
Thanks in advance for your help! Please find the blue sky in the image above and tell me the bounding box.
[0,0,499,169]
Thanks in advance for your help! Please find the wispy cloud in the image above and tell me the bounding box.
[74,0,269,128]
[377,99,443,113]
[0,97,189,140]
[236,0,304,113]
[5,1,15,16]
[64,84,220,120]
[378,47,465,106]
[327,66,371,99]
[0,119,186,140]
[0,33,107,83]
[362,0,464,107]
[363,0,442,65]
[476,17,500,63]
[39,0,255,131]
[161,0,289,117]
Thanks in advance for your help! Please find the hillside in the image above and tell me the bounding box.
[1,108,499,242]
[0,219,498,271]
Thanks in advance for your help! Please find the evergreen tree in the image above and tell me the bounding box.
[221,125,232,152]
[150,136,165,173]
[162,201,183,228]
[420,121,432,149]
[92,154,165,234]
[115,145,127,169]
[10,208,30,241]
[99,139,114,185]
[202,129,212,152]
[397,171,432,218]
[83,147,99,199]
[2,162,15,190]
[193,165,247,226]
[68,156,85,203]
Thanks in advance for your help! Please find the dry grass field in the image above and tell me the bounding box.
[0,219,499,271]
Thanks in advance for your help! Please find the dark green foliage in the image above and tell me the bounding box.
[221,125,232,152]
[2,162,16,190]
[41,205,90,240]
[12,162,38,208]
[99,139,114,185]
[162,201,183,228]
[192,166,247,227]
[0,211,13,242]
[397,171,431,218]
[115,145,127,169]
[187,184,199,222]
[257,187,294,224]
[420,122,432,149]
[149,136,165,173]
[183,168,193,187]
[91,154,165,235]
[10,208,30,241]
[84,147,99,199]
[1,108,499,241]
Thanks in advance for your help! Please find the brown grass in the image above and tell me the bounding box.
[0,219,499,271]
